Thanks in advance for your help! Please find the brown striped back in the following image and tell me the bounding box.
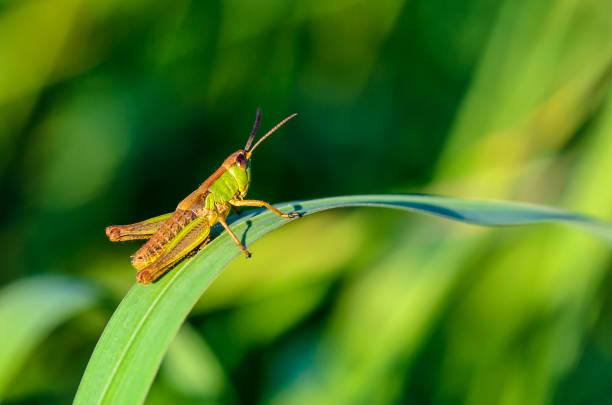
[131,209,197,270]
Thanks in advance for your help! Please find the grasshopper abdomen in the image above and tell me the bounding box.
[131,209,198,269]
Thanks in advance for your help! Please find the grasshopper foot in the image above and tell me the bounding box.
[245,250,252,258]
[281,212,301,219]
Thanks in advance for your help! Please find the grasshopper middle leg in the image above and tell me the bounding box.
[218,216,251,258]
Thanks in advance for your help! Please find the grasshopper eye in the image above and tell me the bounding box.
[236,153,247,169]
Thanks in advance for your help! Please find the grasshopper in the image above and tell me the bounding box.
[106,109,300,284]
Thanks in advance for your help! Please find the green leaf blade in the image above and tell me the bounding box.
[73,194,612,405]
[0,276,97,401]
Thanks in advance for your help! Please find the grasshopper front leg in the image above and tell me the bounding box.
[106,213,173,241]
[136,218,211,284]
[230,199,300,218]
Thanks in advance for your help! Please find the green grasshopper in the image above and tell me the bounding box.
[106,109,300,284]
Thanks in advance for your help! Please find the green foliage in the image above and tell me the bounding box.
[2,0,612,403]
[74,195,611,405]
[0,277,97,401]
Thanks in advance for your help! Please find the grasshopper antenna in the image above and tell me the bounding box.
[244,108,261,152]
[246,112,298,159]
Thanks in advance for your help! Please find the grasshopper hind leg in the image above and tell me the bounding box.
[106,213,173,242]
[136,218,211,284]
[187,236,211,258]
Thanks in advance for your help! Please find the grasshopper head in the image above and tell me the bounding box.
[226,109,297,195]
[224,149,251,196]
[243,108,297,160]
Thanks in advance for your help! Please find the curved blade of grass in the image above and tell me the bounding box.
[0,276,97,401]
[73,194,612,405]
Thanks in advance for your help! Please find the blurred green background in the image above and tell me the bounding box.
[1,0,612,404]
